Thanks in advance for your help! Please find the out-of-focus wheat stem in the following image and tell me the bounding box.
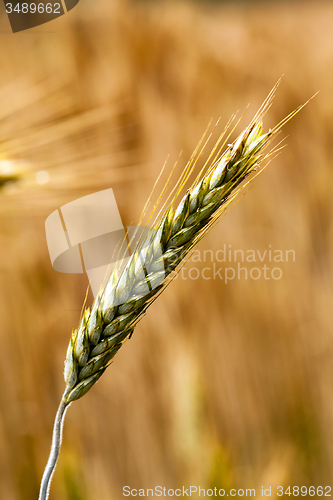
[38,391,70,500]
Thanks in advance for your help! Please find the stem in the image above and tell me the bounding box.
[38,391,71,500]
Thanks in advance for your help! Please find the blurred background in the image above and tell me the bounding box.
[0,0,333,498]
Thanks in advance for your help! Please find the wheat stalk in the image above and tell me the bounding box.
[38,85,306,499]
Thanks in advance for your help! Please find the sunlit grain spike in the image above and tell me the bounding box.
[64,342,78,389]
[170,191,190,236]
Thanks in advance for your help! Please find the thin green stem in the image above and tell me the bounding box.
[38,390,71,500]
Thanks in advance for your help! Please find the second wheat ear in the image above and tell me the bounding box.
[38,84,309,500]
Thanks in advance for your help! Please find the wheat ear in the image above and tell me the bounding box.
[38,85,306,499]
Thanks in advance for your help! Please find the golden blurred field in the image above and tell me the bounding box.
[0,0,333,499]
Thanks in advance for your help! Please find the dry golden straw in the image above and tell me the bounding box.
[38,84,307,500]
